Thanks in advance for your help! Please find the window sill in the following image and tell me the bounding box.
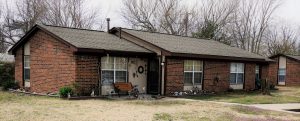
[230,84,243,90]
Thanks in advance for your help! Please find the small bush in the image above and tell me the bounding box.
[0,62,15,86]
[59,86,73,98]
[2,80,18,91]
[269,84,277,90]
[228,87,234,92]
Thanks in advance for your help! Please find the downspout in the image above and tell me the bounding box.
[22,46,25,88]
[97,57,102,96]
[202,61,205,91]
[160,52,166,95]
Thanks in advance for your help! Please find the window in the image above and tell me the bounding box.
[101,57,127,85]
[24,42,30,81]
[24,56,30,81]
[230,63,244,84]
[278,68,286,82]
[255,65,260,81]
[184,60,203,86]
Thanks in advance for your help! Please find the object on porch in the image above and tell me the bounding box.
[113,82,139,98]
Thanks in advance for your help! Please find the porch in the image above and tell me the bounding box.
[99,55,163,96]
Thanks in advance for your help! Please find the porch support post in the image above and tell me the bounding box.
[161,55,166,95]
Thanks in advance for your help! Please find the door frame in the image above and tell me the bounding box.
[147,57,160,94]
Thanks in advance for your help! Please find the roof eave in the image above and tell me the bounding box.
[8,25,39,54]
[170,53,269,62]
[75,48,155,57]
[270,54,300,62]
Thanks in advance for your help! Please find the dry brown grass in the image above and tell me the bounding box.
[188,86,300,104]
[0,91,299,121]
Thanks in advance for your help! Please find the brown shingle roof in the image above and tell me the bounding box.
[286,55,300,61]
[40,25,152,53]
[122,28,267,60]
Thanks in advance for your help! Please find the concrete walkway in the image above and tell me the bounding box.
[250,103,300,114]
[165,97,300,114]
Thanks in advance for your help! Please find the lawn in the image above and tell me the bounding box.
[187,86,300,104]
[0,91,300,121]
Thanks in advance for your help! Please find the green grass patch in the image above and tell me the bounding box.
[231,105,287,117]
[186,89,300,104]
[153,113,173,121]
[231,106,264,115]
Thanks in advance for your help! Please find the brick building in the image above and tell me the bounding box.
[269,54,300,86]
[9,24,273,96]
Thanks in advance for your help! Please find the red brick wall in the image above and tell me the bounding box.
[286,58,300,86]
[75,55,99,95]
[15,48,23,88]
[203,61,230,92]
[261,64,269,81]
[165,59,184,95]
[30,31,76,93]
[244,63,255,90]
[268,57,278,85]
[14,30,77,93]
[164,58,259,94]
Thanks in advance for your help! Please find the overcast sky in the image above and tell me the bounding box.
[90,0,300,29]
[3,0,300,29]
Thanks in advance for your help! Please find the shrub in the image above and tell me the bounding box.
[2,80,19,91]
[59,86,73,98]
[269,84,278,90]
[228,87,234,92]
[0,62,15,86]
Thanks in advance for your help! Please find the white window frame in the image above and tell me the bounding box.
[278,68,286,82]
[24,55,30,81]
[230,63,244,85]
[184,60,203,86]
[23,42,30,82]
[101,57,128,85]
[255,65,260,80]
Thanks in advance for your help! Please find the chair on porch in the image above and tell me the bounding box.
[113,82,139,98]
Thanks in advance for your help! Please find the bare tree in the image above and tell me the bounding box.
[0,1,9,53]
[121,0,197,35]
[0,0,103,48]
[192,0,239,43]
[266,25,298,56]
[121,0,159,32]
[228,0,281,54]
[43,0,101,29]
[0,0,46,46]
[297,43,300,55]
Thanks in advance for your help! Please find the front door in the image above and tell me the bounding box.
[147,58,159,94]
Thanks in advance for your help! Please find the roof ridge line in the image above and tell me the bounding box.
[40,24,105,33]
[119,27,213,40]
[119,27,266,58]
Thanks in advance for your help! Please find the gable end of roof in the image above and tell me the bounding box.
[8,24,78,55]
[270,54,300,62]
